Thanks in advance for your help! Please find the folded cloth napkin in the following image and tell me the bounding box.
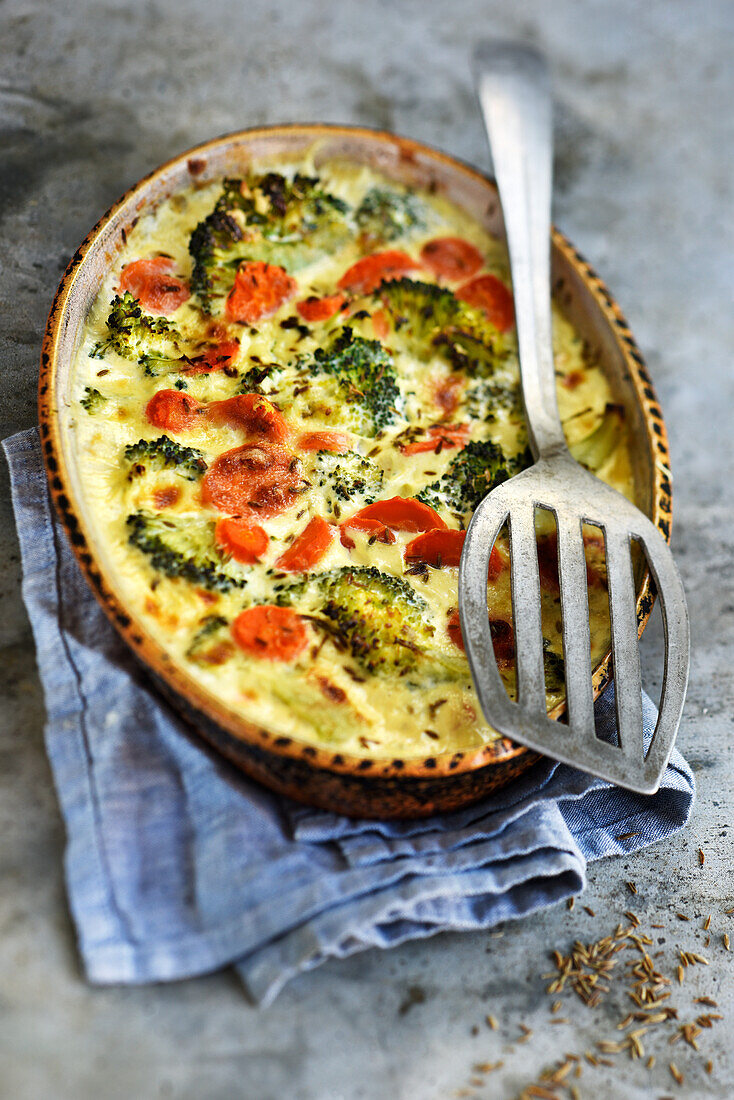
[3,428,695,1006]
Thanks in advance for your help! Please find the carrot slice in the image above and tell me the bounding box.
[119,256,190,315]
[414,536,501,573]
[537,532,560,592]
[405,529,465,567]
[215,517,268,564]
[202,443,303,517]
[226,261,297,324]
[209,393,290,442]
[344,496,447,534]
[337,250,418,295]
[447,609,512,665]
[146,390,203,433]
[296,293,346,322]
[186,340,241,374]
[420,237,483,281]
[400,423,470,455]
[456,273,515,332]
[231,605,308,662]
[297,430,353,453]
[275,516,334,573]
[487,543,504,581]
[339,518,397,549]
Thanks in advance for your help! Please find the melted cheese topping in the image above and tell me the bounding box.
[68,152,634,759]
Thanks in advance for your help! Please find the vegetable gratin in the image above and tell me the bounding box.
[70,152,634,759]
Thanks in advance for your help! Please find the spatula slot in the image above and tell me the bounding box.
[581,522,615,744]
[533,507,566,709]
[486,520,516,702]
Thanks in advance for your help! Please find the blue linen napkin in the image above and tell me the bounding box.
[3,428,695,1006]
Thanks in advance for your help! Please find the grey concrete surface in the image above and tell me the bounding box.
[1,1,732,1097]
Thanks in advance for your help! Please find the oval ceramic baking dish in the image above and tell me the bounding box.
[38,124,672,818]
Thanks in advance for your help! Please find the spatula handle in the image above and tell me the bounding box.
[474,42,567,460]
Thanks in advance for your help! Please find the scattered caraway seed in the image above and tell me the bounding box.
[705,1059,713,1073]
[583,905,596,917]
[703,914,711,930]
[616,831,639,840]
[493,909,727,1099]
[698,847,705,865]
[626,881,638,895]
[485,1014,498,1030]
[676,913,690,921]
[474,1061,503,1073]
[695,1013,723,1028]
[567,896,575,910]
[723,933,730,950]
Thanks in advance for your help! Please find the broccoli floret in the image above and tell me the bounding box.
[309,326,401,436]
[320,567,433,674]
[91,292,182,375]
[379,278,462,336]
[189,173,351,313]
[355,187,425,247]
[418,439,531,520]
[569,404,625,471]
[376,278,506,375]
[280,566,434,675]
[126,512,246,592]
[124,436,207,481]
[312,451,384,512]
[80,387,107,413]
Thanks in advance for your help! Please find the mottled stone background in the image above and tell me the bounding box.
[1,1,732,1097]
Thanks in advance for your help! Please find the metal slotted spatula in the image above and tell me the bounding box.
[459,42,690,793]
